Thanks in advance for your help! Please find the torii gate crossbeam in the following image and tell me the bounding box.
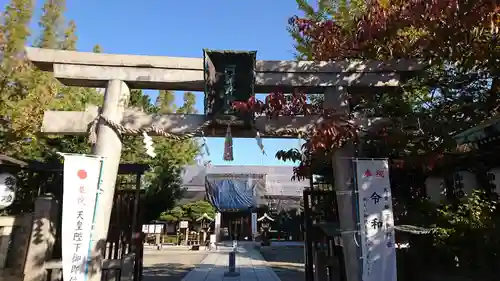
[26,47,423,91]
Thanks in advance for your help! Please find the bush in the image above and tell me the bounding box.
[404,189,500,280]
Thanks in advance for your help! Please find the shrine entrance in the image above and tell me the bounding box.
[27,46,424,281]
[221,211,252,241]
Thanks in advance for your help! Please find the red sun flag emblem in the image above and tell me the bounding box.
[77,170,87,180]
[363,169,372,177]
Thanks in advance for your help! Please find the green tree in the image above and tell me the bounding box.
[0,0,49,156]
[143,164,186,222]
[92,44,102,53]
[36,0,65,49]
[434,190,499,272]
[0,0,33,61]
[60,20,76,50]
[0,0,201,219]
[159,200,215,223]
[129,89,153,111]
[0,0,34,103]
[159,206,184,222]
[177,91,197,114]
[136,89,200,221]
[156,90,176,113]
[182,200,215,221]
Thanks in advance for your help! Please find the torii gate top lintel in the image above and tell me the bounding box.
[25,47,425,92]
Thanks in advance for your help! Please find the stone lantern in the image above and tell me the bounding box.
[258,213,274,246]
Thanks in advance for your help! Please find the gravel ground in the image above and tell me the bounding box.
[258,246,305,281]
[142,250,208,281]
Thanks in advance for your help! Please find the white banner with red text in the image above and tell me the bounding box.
[355,159,397,281]
[62,154,104,281]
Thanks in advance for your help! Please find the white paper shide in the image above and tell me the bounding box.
[355,159,397,281]
[62,155,103,281]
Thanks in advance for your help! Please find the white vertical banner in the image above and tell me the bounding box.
[355,159,397,281]
[62,154,104,281]
[251,212,257,238]
[214,212,221,241]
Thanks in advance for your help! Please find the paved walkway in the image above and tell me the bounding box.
[181,245,281,281]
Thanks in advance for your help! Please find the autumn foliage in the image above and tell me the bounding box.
[240,0,499,178]
[233,92,358,179]
[233,93,357,148]
[289,0,499,60]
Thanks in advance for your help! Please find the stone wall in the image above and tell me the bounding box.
[0,214,33,271]
[0,196,59,281]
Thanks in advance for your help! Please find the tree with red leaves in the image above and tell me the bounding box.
[232,92,358,179]
[275,2,500,277]
[290,0,498,61]
[279,0,500,177]
[232,0,500,179]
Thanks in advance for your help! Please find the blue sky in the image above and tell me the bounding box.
[13,0,308,166]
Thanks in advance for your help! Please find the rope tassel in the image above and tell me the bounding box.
[223,124,234,161]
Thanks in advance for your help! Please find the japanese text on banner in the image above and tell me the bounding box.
[62,155,103,281]
[355,159,397,281]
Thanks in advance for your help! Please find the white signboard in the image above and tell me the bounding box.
[148,225,155,234]
[155,224,163,234]
[62,154,103,281]
[142,224,163,234]
[355,159,397,281]
[0,173,16,209]
[179,221,189,229]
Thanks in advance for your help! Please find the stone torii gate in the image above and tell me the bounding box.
[25,46,423,281]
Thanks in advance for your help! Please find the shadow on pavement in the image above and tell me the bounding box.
[143,263,197,281]
[258,245,306,281]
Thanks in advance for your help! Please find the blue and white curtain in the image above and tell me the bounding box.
[205,175,264,211]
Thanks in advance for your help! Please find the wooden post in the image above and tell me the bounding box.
[87,80,130,281]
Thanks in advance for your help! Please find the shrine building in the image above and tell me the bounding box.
[181,164,304,241]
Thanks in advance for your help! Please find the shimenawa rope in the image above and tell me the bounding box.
[87,114,212,144]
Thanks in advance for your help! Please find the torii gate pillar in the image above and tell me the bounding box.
[88,80,130,281]
[325,87,360,281]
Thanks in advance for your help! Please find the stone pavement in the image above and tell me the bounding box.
[142,248,208,281]
[181,244,281,281]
